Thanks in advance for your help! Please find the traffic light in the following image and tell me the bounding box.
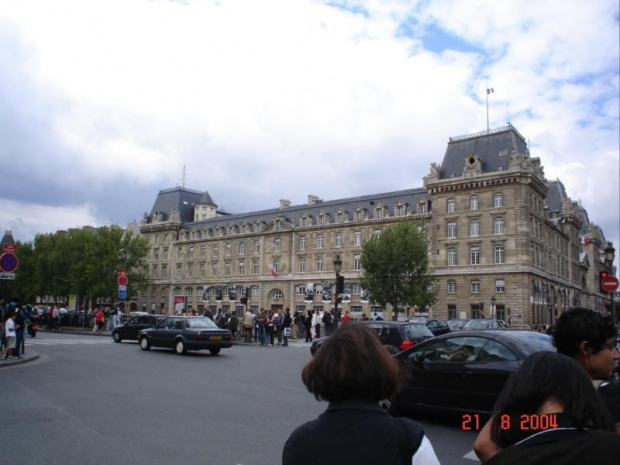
[599,271,609,293]
[336,275,345,294]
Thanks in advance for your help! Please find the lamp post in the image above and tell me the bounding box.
[490,295,496,321]
[333,255,342,324]
[604,242,616,326]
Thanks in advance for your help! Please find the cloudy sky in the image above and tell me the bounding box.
[1,0,618,263]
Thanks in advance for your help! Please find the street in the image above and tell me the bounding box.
[0,333,478,465]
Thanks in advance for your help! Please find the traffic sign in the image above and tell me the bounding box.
[2,243,16,253]
[0,252,18,273]
[601,275,619,292]
[118,287,127,299]
[117,271,129,286]
[0,272,15,280]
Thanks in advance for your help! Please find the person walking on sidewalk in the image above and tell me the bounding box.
[282,308,292,347]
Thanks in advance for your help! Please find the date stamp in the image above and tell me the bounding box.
[461,413,559,431]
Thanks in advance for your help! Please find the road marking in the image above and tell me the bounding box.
[25,338,114,346]
[463,450,480,461]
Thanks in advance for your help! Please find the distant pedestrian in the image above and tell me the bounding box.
[322,310,334,336]
[341,311,351,325]
[312,310,321,339]
[2,313,18,360]
[304,311,313,343]
[228,311,239,341]
[13,308,25,358]
[243,309,255,342]
[282,308,292,347]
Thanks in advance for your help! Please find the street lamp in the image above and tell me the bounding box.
[490,295,496,320]
[333,255,343,324]
[604,242,616,325]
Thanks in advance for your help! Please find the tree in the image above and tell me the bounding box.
[360,219,435,319]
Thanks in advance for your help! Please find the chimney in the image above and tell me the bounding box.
[308,194,321,206]
[279,199,291,209]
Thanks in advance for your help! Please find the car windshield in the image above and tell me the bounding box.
[185,317,219,329]
[404,323,434,338]
[502,331,556,353]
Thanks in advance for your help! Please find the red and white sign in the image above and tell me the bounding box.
[117,271,129,287]
[601,275,619,292]
[2,243,16,253]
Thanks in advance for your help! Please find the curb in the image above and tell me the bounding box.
[0,351,39,368]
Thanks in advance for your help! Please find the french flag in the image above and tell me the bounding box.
[271,266,278,278]
[487,88,494,95]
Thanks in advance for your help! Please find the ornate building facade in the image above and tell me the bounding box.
[131,125,614,326]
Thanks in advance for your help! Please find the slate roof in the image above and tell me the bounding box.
[544,180,567,212]
[439,125,528,179]
[149,187,210,224]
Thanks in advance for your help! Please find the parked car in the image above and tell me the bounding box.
[447,319,469,331]
[389,330,555,416]
[112,314,166,343]
[310,321,434,356]
[138,316,233,355]
[462,319,509,330]
[408,317,451,336]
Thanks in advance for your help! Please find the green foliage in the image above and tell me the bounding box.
[360,219,436,317]
[5,226,150,305]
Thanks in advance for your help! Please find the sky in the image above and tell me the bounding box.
[0,0,618,266]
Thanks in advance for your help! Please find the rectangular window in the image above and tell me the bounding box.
[153,248,159,260]
[316,257,323,272]
[471,304,481,319]
[200,246,206,259]
[300,236,306,250]
[494,193,503,208]
[252,260,259,275]
[447,198,456,213]
[447,222,457,239]
[471,281,480,293]
[470,196,479,211]
[470,220,480,237]
[494,218,504,235]
[317,235,323,249]
[335,233,342,248]
[448,304,457,320]
[376,208,384,219]
[353,255,361,271]
[162,264,168,278]
[211,264,217,276]
[299,258,305,273]
[238,261,245,276]
[495,304,506,321]
[448,248,457,266]
[152,265,159,278]
[275,238,281,252]
[419,203,426,214]
[447,280,456,293]
[213,246,218,258]
[187,264,193,278]
[176,248,183,260]
[226,243,232,255]
[495,246,505,264]
[175,264,182,278]
[496,279,505,293]
[188,247,195,259]
[225,262,231,276]
[273,261,280,273]
[471,247,480,265]
[199,263,206,277]
[239,242,245,255]
[354,232,361,246]
[163,248,168,260]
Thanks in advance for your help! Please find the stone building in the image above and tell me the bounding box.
[131,125,614,326]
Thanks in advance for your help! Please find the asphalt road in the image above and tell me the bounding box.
[0,333,479,465]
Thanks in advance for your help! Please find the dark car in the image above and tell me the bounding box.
[447,319,469,331]
[138,316,233,355]
[409,318,451,336]
[389,330,555,416]
[462,319,509,330]
[310,321,434,356]
[112,315,166,343]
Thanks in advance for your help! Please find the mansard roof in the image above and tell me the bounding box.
[438,125,529,179]
[149,187,205,223]
[186,187,430,232]
[544,179,568,212]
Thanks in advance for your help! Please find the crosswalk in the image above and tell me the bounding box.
[25,336,115,346]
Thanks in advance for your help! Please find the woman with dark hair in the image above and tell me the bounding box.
[282,324,439,465]
[483,351,619,464]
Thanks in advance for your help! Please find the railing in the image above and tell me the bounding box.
[449,124,526,144]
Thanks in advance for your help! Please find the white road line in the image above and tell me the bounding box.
[463,450,480,461]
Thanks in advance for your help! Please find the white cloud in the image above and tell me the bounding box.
[0,0,617,264]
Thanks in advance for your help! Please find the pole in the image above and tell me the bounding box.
[486,91,489,134]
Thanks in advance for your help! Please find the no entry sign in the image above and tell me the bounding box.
[601,275,619,292]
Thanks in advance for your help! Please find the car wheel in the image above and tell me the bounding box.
[139,336,151,351]
[209,348,221,356]
[175,340,187,355]
[112,332,122,343]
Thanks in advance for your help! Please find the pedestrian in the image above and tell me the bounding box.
[273,310,283,345]
[13,308,25,358]
[304,311,313,343]
[323,310,335,336]
[482,352,619,465]
[256,309,268,346]
[267,311,276,346]
[341,311,351,325]
[228,311,239,341]
[243,308,255,342]
[282,307,292,347]
[282,324,440,465]
[312,310,321,339]
[2,313,19,360]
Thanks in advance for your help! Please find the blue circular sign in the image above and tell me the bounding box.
[0,252,18,273]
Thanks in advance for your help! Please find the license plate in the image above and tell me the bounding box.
[210,335,222,341]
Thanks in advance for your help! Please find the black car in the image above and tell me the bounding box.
[138,316,233,355]
[408,318,451,336]
[112,315,166,343]
[390,330,555,416]
[310,321,434,356]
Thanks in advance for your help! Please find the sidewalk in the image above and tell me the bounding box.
[0,347,39,368]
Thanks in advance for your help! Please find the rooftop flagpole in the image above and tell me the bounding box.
[486,85,494,134]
